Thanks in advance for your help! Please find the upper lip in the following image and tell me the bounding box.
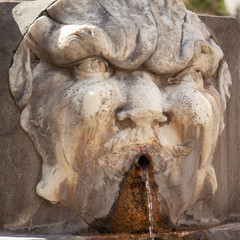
[135,151,151,161]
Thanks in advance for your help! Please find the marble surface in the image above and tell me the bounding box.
[0,0,240,236]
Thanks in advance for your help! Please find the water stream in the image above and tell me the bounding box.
[142,168,154,240]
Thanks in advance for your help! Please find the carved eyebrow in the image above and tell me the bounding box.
[24,16,112,67]
[25,3,225,81]
[25,10,158,69]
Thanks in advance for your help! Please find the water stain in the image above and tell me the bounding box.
[93,154,173,234]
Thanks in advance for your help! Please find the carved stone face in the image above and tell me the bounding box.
[9,0,231,226]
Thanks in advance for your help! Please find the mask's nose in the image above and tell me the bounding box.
[116,72,168,128]
[116,109,168,128]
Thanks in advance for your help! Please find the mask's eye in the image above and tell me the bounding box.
[79,58,108,73]
[167,77,180,85]
[73,57,112,79]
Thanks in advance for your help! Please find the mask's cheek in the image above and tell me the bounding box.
[165,87,221,198]
[18,96,78,203]
[35,81,124,202]
[197,90,221,168]
[155,88,221,222]
[68,79,124,120]
[163,88,220,142]
[63,80,125,150]
[19,78,123,205]
[192,90,221,201]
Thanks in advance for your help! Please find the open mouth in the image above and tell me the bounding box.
[136,152,151,169]
[101,140,195,177]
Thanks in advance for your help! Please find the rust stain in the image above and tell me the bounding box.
[148,164,173,232]
[92,158,173,234]
[100,163,150,233]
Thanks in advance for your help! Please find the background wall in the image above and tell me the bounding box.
[200,15,240,222]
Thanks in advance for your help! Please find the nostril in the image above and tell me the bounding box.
[115,110,136,130]
[158,112,170,127]
[163,112,170,125]
[163,112,170,124]
[151,112,170,128]
[137,155,150,169]
[116,111,128,122]
[115,118,136,130]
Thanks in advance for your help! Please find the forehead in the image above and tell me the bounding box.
[25,0,221,76]
[28,0,157,70]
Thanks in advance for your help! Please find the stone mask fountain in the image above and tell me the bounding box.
[9,0,232,236]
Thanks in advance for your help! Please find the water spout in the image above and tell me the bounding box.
[138,154,150,169]
[142,167,154,239]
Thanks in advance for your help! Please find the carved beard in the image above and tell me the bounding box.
[54,122,201,225]
[101,124,201,223]
[101,125,196,176]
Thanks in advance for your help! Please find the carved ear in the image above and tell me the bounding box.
[9,41,33,110]
[217,61,232,134]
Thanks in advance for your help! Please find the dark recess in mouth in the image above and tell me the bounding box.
[137,154,150,169]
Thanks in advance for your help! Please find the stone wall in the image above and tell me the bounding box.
[0,1,240,236]
[199,16,240,222]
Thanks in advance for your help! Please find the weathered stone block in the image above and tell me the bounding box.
[0,1,240,239]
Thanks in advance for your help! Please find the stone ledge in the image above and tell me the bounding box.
[1,223,240,240]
